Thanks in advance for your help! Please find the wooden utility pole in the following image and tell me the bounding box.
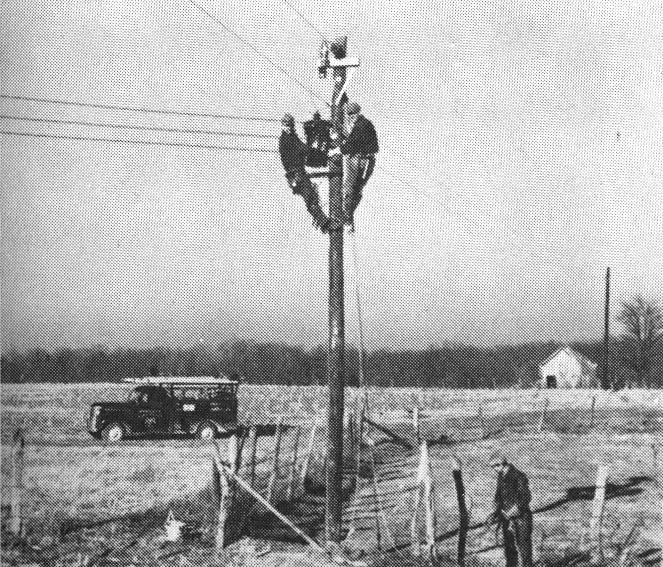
[319,35,359,543]
[601,267,611,390]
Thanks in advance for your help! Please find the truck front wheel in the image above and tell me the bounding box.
[196,422,218,440]
[102,423,125,442]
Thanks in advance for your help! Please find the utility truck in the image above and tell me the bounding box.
[87,376,239,442]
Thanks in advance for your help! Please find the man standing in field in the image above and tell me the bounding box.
[485,451,533,567]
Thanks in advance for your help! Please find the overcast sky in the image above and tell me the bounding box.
[1,0,662,351]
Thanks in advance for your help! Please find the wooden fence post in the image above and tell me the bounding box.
[214,456,230,550]
[286,426,302,500]
[537,398,549,433]
[452,456,468,566]
[246,426,258,489]
[300,419,318,487]
[477,403,485,439]
[267,417,284,502]
[366,438,382,551]
[589,396,597,430]
[422,443,437,561]
[411,441,437,560]
[10,429,25,537]
[587,465,609,561]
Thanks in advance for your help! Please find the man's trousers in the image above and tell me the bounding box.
[343,154,376,221]
[501,512,533,567]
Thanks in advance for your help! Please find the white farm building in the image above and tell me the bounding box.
[538,347,598,389]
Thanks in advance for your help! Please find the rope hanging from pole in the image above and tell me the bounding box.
[349,230,367,390]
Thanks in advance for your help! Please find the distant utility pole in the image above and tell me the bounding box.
[318,36,359,543]
[601,267,611,390]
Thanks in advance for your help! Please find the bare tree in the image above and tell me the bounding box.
[615,295,663,388]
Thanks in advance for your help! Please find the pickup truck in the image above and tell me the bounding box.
[87,376,239,442]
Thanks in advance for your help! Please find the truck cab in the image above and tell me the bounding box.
[87,376,239,442]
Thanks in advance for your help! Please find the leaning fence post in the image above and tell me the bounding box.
[587,465,609,561]
[452,456,468,566]
[246,426,258,489]
[300,418,318,487]
[286,425,302,500]
[10,429,25,537]
[267,417,284,502]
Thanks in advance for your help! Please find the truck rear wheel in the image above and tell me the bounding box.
[102,423,125,442]
[196,422,217,440]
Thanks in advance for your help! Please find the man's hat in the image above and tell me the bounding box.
[346,102,361,115]
[488,450,507,467]
[281,113,295,125]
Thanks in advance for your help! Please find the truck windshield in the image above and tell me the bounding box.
[128,390,147,404]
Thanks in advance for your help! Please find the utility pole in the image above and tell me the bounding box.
[601,267,611,390]
[318,36,359,543]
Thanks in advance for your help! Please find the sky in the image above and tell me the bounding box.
[1,0,662,352]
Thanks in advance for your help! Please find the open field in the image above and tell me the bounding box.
[1,383,662,566]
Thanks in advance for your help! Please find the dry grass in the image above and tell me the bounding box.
[1,383,662,566]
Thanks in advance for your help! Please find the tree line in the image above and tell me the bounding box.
[1,338,659,389]
[2,296,660,388]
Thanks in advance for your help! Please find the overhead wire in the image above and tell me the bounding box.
[280,0,329,42]
[0,93,279,123]
[0,114,277,139]
[186,0,329,108]
[1,130,277,153]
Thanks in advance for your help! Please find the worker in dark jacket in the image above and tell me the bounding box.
[279,114,331,232]
[339,101,379,228]
[485,452,533,567]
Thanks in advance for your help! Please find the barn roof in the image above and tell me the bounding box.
[538,347,598,372]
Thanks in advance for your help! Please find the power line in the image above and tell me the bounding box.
[0,94,280,123]
[1,130,277,153]
[186,0,329,108]
[281,0,328,42]
[0,114,277,139]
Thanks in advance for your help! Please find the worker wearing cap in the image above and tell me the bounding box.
[485,451,533,567]
[339,101,379,229]
[278,113,331,233]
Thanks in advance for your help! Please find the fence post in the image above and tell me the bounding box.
[537,398,549,433]
[300,418,318,487]
[587,465,609,561]
[246,426,258,489]
[267,417,284,502]
[477,402,485,439]
[422,442,437,561]
[10,429,25,537]
[214,454,230,550]
[452,456,468,566]
[411,441,437,560]
[589,396,597,430]
[286,426,302,500]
